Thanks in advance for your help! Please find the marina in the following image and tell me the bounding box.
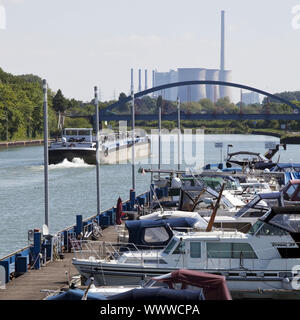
[1,2,300,311]
[1,133,300,301]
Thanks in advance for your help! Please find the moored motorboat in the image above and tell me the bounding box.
[72,206,300,298]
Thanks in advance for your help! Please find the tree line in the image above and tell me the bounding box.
[0,67,300,142]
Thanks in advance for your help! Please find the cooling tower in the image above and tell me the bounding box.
[219,70,232,100]
[130,68,134,92]
[205,69,220,102]
[178,68,206,102]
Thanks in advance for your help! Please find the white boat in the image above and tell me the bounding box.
[72,206,300,296]
[48,128,150,165]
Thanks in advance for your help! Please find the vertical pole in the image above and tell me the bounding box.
[131,90,135,190]
[177,97,181,172]
[95,86,101,215]
[158,100,161,178]
[43,79,49,229]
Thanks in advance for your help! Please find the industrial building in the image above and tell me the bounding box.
[131,10,233,103]
[241,91,261,105]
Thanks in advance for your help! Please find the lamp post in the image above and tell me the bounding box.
[43,79,49,229]
[94,86,101,215]
[177,97,181,172]
[131,89,135,190]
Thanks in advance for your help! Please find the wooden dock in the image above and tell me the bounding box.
[0,226,119,300]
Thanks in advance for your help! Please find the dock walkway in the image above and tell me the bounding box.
[0,226,118,300]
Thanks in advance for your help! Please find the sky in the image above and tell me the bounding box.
[0,0,300,102]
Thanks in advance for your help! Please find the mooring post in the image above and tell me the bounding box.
[33,231,41,270]
[43,79,49,229]
[94,86,101,216]
[130,189,136,210]
[76,215,83,237]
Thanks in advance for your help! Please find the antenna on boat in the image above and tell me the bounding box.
[43,79,49,229]
[94,86,101,215]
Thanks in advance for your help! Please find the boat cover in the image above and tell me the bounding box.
[260,206,300,233]
[46,289,107,300]
[125,218,199,248]
[153,269,232,300]
[47,287,205,300]
[108,287,205,301]
[234,192,283,218]
[125,219,173,248]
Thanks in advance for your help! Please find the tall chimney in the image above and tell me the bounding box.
[152,70,155,97]
[220,10,225,71]
[145,69,148,90]
[138,69,142,92]
[130,68,134,92]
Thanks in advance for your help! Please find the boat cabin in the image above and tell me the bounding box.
[62,128,94,143]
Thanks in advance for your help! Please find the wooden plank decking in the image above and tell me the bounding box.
[0,226,119,300]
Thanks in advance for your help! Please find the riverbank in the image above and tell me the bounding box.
[1,129,299,149]
[0,139,46,148]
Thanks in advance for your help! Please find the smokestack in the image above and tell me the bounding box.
[220,10,225,71]
[145,69,148,90]
[138,69,142,92]
[152,70,155,97]
[152,70,155,87]
[130,68,134,92]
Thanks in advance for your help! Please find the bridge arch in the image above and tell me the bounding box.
[103,80,300,113]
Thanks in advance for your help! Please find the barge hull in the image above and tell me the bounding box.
[49,141,150,165]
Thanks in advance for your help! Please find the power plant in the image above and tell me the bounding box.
[131,10,232,102]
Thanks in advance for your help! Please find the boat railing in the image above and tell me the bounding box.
[71,240,164,266]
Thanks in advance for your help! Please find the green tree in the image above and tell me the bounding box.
[53,89,68,113]
[118,92,130,113]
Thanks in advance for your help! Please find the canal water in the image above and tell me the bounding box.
[0,134,299,258]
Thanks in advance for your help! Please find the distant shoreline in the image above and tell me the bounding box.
[0,139,47,149]
[1,130,298,149]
